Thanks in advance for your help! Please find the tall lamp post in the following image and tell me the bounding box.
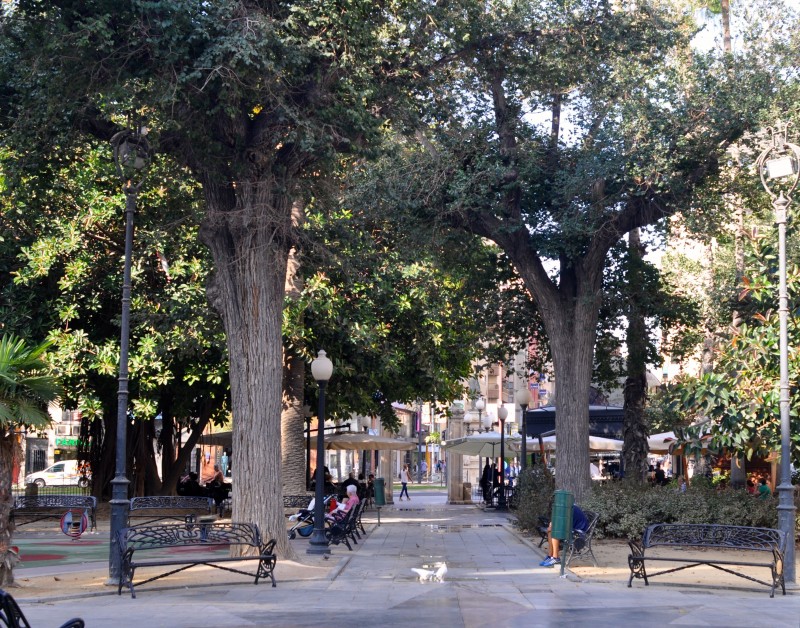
[416,398,424,484]
[515,388,531,470]
[308,350,333,555]
[757,121,799,584]
[475,397,488,470]
[109,127,151,580]
[497,405,508,510]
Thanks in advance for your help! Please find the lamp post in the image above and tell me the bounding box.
[308,350,333,555]
[416,398,424,484]
[475,397,488,469]
[515,388,531,470]
[497,405,508,510]
[757,121,799,584]
[108,127,151,580]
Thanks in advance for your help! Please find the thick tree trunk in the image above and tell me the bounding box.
[200,177,295,559]
[623,229,649,484]
[546,289,601,503]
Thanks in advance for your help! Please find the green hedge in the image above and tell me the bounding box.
[582,482,781,539]
[515,475,796,540]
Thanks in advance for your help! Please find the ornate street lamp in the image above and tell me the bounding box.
[515,388,531,470]
[308,350,334,555]
[756,121,799,584]
[497,405,508,510]
[109,126,151,580]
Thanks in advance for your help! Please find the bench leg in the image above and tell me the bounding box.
[627,540,648,588]
[256,557,277,588]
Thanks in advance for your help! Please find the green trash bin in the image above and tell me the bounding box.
[550,490,574,540]
[374,477,386,506]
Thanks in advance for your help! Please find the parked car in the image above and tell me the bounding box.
[25,460,89,488]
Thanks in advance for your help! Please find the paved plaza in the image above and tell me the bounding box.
[11,491,800,627]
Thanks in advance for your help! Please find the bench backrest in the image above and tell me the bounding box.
[643,523,785,553]
[13,495,96,510]
[284,495,313,509]
[118,522,261,553]
[129,496,214,512]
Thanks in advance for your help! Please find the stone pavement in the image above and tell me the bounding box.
[13,491,800,627]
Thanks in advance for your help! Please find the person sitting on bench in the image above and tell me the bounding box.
[539,504,589,567]
[328,484,359,522]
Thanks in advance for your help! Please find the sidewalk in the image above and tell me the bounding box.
[12,492,800,627]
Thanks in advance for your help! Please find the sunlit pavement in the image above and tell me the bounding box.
[16,490,800,627]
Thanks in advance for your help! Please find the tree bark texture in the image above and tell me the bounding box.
[281,201,308,496]
[547,299,599,503]
[623,229,649,484]
[0,433,18,586]
[200,176,294,558]
[282,352,307,495]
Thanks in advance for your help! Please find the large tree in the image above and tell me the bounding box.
[0,1,420,554]
[364,0,783,498]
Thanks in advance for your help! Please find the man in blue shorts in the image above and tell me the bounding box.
[540,504,589,567]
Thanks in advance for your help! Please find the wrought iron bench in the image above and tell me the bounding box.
[535,510,599,567]
[128,496,215,526]
[326,501,364,551]
[0,588,84,627]
[283,495,313,509]
[11,495,97,531]
[628,523,786,597]
[564,510,599,567]
[116,521,277,598]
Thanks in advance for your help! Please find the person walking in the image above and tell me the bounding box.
[399,464,411,501]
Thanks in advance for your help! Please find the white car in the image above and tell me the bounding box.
[25,460,89,488]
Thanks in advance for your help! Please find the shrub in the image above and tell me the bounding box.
[582,482,781,540]
[513,463,554,533]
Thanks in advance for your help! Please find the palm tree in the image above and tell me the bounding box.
[0,335,61,586]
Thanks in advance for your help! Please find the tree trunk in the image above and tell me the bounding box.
[282,352,307,495]
[623,229,649,484]
[0,433,18,586]
[200,176,295,559]
[721,0,731,55]
[545,286,602,503]
[281,201,308,495]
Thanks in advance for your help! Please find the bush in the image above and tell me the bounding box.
[582,482,781,540]
[513,463,555,533]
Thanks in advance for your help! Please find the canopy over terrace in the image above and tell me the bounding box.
[538,433,624,452]
[324,433,415,451]
[443,432,542,458]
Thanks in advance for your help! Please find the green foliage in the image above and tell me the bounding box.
[0,334,60,428]
[670,230,800,465]
[513,464,555,533]
[583,482,781,539]
[1,139,229,430]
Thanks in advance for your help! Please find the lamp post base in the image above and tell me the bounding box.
[307,530,330,555]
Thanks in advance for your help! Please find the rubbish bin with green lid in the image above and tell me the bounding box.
[550,489,574,540]
[374,477,386,506]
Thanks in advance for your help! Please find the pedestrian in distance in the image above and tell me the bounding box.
[399,464,411,501]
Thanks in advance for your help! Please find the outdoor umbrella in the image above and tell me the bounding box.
[443,432,539,458]
[537,434,624,452]
[443,432,508,458]
[324,433,415,451]
[647,431,677,453]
